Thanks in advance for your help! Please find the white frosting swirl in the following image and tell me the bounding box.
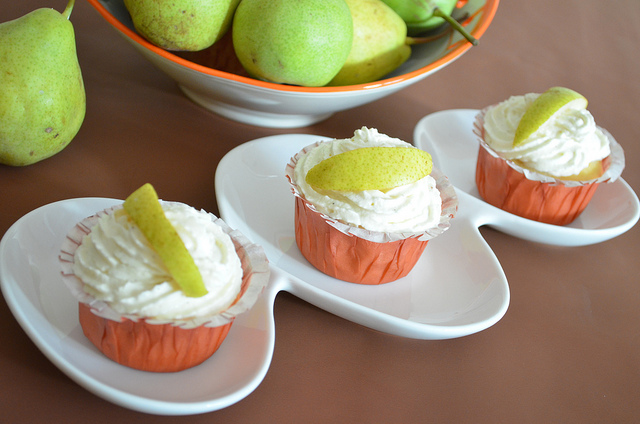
[483,93,610,177]
[72,202,243,321]
[293,127,442,233]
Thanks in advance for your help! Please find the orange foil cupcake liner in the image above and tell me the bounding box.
[59,205,270,372]
[286,141,458,285]
[294,196,429,284]
[473,109,625,226]
[77,302,232,372]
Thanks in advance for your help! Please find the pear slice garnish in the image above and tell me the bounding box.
[305,146,432,192]
[514,87,588,146]
[123,183,207,298]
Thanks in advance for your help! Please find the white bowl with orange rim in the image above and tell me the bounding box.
[87,0,499,128]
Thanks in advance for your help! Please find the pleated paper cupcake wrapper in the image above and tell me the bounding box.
[285,140,459,244]
[59,203,270,330]
[473,108,625,187]
[76,301,233,372]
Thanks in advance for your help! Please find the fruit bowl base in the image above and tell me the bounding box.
[179,86,334,128]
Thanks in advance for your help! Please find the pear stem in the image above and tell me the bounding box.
[62,0,75,20]
[433,7,478,46]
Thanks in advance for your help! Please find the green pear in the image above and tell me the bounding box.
[381,0,455,32]
[232,0,353,87]
[306,147,433,192]
[328,0,410,86]
[123,0,240,51]
[0,0,85,166]
[381,0,477,44]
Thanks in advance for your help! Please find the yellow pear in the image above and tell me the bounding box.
[327,0,411,86]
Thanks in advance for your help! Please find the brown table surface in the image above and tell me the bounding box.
[2,0,639,422]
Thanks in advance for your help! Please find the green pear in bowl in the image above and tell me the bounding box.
[327,0,410,86]
[381,0,477,44]
[232,0,353,87]
[0,0,85,166]
[123,0,240,51]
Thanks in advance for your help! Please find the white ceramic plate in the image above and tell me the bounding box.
[0,198,277,415]
[215,134,510,340]
[414,109,640,246]
[0,191,508,417]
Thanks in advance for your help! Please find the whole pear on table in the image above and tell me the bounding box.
[0,0,85,166]
[123,0,240,51]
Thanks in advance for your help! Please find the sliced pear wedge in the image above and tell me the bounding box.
[305,146,432,192]
[123,183,207,298]
[514,87,588,146]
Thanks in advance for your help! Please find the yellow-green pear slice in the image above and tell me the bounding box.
[123,183,207,298]
[306,147,432,192]
[514,87,588,146]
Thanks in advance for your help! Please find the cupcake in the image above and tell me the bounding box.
[475,87,625,225]
[285,127,457,285]
[59,184,269,372]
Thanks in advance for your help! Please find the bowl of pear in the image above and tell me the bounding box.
[88,0,498,128]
